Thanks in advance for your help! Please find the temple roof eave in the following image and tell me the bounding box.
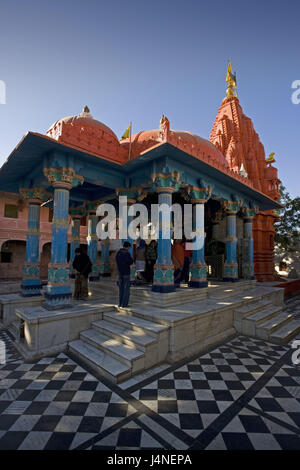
[0,133,281,212]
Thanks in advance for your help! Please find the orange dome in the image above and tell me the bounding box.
[46,107,126,164]
[121,128,229,168]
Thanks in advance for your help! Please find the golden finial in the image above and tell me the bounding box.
[83,105,90,113]
[226,61,238,98]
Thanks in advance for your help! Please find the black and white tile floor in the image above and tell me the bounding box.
[0,328,299,450]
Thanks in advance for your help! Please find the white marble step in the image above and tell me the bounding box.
[68,339,131,383]
[80,328,144,369]
[92,319,156,351]
[104,311,168,337]
[246,305,282,325]
[241,306,282,337]
[257,312,294,341]
[208,285,248,298]
[270,319,300,344]
[234,299,272,321]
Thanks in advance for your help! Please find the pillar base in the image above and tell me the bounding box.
[152,284,175,293]
[223,263,238,282]
[44,292,72,310]
[152,264,175,293]
[21,281,42,297]
[45,264,72,309]
[188,281,208,288]
[89,264,100,282]
[21,263,42,296]
[188,264,207,288]
[242,264,255,280]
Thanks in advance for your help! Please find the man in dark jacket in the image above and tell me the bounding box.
[116,241,133,308]
[72,248,93,300]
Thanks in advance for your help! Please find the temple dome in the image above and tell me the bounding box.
[46,107,126,164]
[121,126,229,168]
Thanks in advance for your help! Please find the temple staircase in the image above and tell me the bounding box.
[68,306,169,383]
[233,298,300,343]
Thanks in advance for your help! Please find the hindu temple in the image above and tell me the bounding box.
[0,64,297,383]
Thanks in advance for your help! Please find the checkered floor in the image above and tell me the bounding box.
[0,328,299,450]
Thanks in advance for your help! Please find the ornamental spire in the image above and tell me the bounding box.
[81,105,93,118]
[226,61,238,98]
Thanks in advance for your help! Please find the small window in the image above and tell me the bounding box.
[80,216,87,226]
[1,252,12,263]
[4,204,18,218]
[48,208,53,222]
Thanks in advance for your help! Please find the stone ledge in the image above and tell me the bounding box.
[16,302,114,325]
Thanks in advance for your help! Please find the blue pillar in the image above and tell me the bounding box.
[44,184,72,309]
[152,190,175,293]
[100,239,111,277]
[69,216,81,278]
[223,201,242,282]
[188,201,208,288]
[19,188,50,296]
[121,200,136,284]
[242,208,257,280]
[21,201,42,296]
[87,211,100,281]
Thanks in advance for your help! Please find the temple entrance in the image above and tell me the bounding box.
[204,199,225,280]
[205,241,225,280]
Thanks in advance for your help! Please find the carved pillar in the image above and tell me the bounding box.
[20,188,49,296]
[212,211,222,240]
[223,200,242,282]
[69,206,85,278]
[188,187,211,288]
[100,239,111,277]
[43,167,84,309]
[86,202,101,282]
[241,208,257,280]
[151,169,181,293]
[117,188,145,285]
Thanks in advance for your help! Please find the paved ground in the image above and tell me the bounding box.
[0,296,300,450]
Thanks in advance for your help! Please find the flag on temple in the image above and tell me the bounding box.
[121,123,131,140]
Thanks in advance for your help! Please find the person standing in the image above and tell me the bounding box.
[72,247,93,300]
[172,239,185,287]
[182,239,192,283]
[116,241,134,308]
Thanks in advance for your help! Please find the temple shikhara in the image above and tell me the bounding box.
[0,63,294,382]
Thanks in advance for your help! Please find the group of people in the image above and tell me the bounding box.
[72,238,192,309]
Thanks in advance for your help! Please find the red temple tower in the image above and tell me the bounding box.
[210,63,281,281]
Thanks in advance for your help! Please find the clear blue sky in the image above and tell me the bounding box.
[0,0,299,197]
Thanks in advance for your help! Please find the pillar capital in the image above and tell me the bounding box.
[151,170,181,193]
[212,210,224,224]
[19,187,50,204]
[86,201,103,215]
[187,185,212,203]
[222,200,243,214]
[69,205,86,219]
[241,207,259,219]
[115,186,147,203]
[43,167,84,189]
